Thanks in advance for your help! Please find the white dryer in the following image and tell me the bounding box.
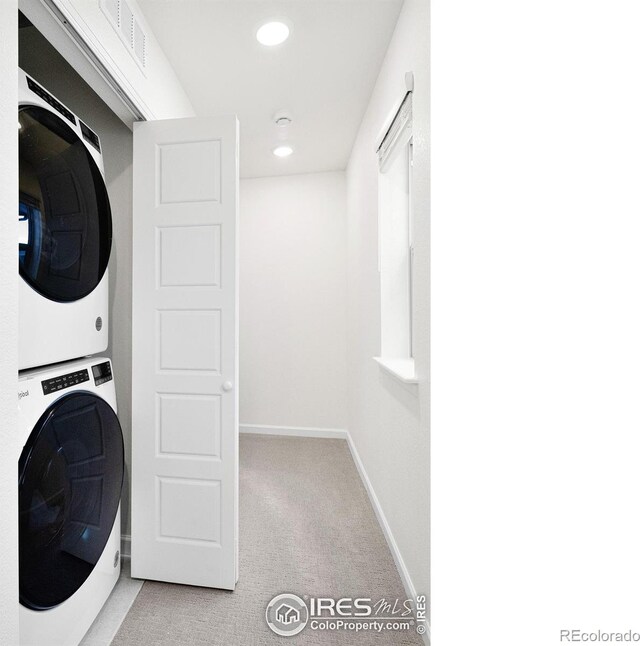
[19,68,112,370]
[18,357,123,646]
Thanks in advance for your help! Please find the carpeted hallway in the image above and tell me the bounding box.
[111,434,423,645]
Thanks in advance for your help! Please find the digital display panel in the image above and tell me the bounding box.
[91,361,112,385]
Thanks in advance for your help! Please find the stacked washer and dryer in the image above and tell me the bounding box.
[17,68,124,646]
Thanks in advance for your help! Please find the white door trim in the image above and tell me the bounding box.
[239,424,347,439]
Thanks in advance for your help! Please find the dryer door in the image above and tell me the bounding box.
[18,105,112,302]
[19,392,124,610]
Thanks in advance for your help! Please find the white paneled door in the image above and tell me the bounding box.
[131,117,239,589]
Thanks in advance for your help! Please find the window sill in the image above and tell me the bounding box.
[373,357,418,385]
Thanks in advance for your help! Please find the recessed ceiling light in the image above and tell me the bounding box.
[256,21,290,47]
[273,145,293,157]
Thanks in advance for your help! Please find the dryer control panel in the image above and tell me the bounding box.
[26,76,77,126]
[41,369,89,395]
[91,361,112,386]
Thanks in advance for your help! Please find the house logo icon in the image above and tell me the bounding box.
[276,604,300,625]
[266,593,309,636]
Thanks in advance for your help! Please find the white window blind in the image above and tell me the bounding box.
[377,91,413,171]
[377,89,414,373]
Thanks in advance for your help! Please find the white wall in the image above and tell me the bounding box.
[239,172,348,431]
[0,4,20,644]
[346,0,429,620]
[19,25,135,537]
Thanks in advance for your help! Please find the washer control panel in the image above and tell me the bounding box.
[41,369,89,395]
[91,361,113,386]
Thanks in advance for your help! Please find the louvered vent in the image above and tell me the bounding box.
[133,18,146,67]
[120,1,133,49]
[103,0,119,27]
[100,0,147,72]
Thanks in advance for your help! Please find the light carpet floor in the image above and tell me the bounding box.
[111,434,423,645]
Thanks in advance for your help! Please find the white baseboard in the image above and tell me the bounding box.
[239,423,348,439]
[121,534,131,559]
[346,431,430,645]
[240,423,429,643]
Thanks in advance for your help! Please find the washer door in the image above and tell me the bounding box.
[18,105,112,302]
[19,392,124,611]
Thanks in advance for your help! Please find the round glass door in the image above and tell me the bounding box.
[19,392,124,610]
[18,105,112,302]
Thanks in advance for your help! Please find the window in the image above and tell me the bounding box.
[375,91,416,384]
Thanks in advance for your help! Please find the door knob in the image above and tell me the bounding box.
[222,381,233,392]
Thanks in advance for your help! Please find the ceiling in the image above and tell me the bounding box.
[137,0,404,178]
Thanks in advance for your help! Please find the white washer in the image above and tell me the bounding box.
[19,68,111,370]
[18,357,123,646]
